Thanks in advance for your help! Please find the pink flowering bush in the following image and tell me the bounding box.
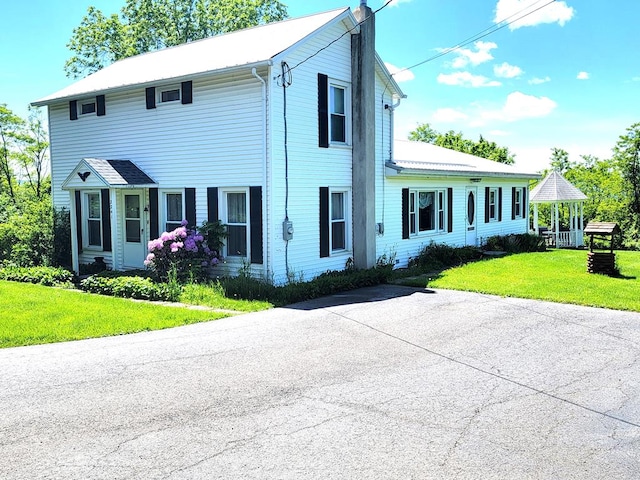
[144,220,219,282]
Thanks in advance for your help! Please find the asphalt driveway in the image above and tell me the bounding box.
[1,286,639,479]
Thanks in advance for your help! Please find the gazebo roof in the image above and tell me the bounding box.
[530,170,587,203]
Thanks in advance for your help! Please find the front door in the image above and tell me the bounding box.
[123,191,145,268]
[465,187,477,246]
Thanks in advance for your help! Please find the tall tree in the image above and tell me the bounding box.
[65,0,288,78]
[613,122,640,239]
[14,108,49,200]
[549,147,571,173]
[408,122,515,164]
[0,104,23,206]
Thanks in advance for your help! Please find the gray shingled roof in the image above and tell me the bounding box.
[530,170,587,203]
[84,158,156,186]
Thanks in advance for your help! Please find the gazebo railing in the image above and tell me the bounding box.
[542,230,580,248]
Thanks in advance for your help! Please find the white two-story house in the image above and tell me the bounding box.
[33,3,537,284]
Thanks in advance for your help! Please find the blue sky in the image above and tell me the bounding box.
[2,0,638,171]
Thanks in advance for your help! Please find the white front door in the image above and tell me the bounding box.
[122,191,145,268]
[465,187,477,246]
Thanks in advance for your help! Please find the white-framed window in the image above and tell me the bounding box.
[79,99,96,116]
[85,192,102,248]
[489,188,498,221]
[514,188,523,218]
[331,191,347,251]
[409,189,447,235]
[159,86,181,104]
[221,189,249,258]
[163,191,184,232]
[329,82,349,145]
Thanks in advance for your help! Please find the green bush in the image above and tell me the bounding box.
[219,265,394,306]
[53,207,72,269]
[0,266,74,287]
[410,242,484,271]
[80,275,181,302]
[484,233,546,253]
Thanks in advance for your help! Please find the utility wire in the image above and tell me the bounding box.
[394,0,556,76]
[286,0,395,74]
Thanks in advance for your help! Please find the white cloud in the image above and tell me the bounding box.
[489,130,510,136]
[386,0,413,7]
[633,77,640,82]
[494,62,523,78]
[448,41,498,68]
[431,108,469,123]
[500,91,557,121]
[529,76,551,85]
[437,71,502,88]
[577,71,590,80]
[494,0,575,30]
[385,62,415,83]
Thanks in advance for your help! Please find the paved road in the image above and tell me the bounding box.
[1,286,640,479]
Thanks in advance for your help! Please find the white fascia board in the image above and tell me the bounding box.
[32,60,273,107]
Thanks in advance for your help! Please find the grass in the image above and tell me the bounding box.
[0,281,231,348]
[409,249,640,312]
[179,282,273,312]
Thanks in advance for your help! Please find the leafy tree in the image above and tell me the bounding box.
[613,122,640,241]
[549,147,571,173]
[65,0,288,78]
[0,104,23,207]
[408,122,515,164]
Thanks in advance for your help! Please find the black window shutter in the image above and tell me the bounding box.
[185,188,196,228]
[181,81,193,104]
[96,95,106,116]
[523,187,528,212]
[100,189,112,251]
[75,190,83,253]
[318,73,329,148]
[498,187,503,222]
[484,187,490,223]
[447,188,453,233]
[69,101,78,121]
[149,188,159,239]
[250,186,263,265]
[512,187,517,220]
[319,187,330,257]
[145,87,156,109]
[402,188,410,239]
[207,187,219,222]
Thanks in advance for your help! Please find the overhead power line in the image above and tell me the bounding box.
[394,0,557,76]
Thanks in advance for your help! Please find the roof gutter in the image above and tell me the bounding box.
[31,60,273,107]
[385,161,540,180]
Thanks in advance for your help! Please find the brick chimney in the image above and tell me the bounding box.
[351,1,376,269]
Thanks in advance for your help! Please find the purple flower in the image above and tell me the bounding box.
[160,231,172,242]
[181,219,188,227]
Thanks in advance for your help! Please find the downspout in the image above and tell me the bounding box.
[252,67,269,277]
[385,96,402,162]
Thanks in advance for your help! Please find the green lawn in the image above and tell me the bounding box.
[0,281,232,348]
[420,249,640,312]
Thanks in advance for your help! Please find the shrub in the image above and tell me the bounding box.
[144,221,218,282]
[410,242,483,271]
[0,266,74,287]
[53,207,72,269]
[484,233,546,253]
[79,275,181,302]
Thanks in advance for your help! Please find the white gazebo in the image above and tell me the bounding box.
[530,171,588,247]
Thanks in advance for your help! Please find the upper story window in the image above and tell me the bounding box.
[160,87,181,103]
[80,100,96,115]
[318,73,350,148]
[330,85,347,144]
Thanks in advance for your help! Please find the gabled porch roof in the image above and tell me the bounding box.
[62,158,157,190]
